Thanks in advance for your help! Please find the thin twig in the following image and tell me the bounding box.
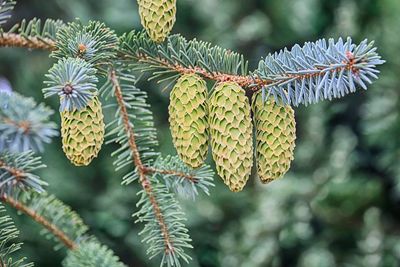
[0,159,25,181]
[145,167,199,184]
[0,195,77,250]
[135,54,270,90]
[110,70,174,255]
[134,53,359,92]
[0,33,55,51]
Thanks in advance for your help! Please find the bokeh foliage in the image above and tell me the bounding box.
[0,0,399,266]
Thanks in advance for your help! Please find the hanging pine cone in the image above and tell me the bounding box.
[252,92,296,183]
[169,74,209,168]
[208,82,253,192]
[61,96,105,166]
[137,0,176,43]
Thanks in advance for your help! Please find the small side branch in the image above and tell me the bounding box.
[110,70,174,255]
[0,33,55,50]
[135,53,361,92]
[0,159,25,181]
[110,71,144,169]
[135,54,270,90]
[0,195,77,250]
[145,167,198,184]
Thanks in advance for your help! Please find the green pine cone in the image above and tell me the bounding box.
[61,96,105,166]
[137,0,176,43]
[208,82,253,192]
[252,92,296,183]
[169,74,209,168]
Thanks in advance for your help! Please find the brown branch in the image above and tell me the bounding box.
[0,152,76,251]
[0,33,359,98]
[110,70,174,255]
[0,159,25,182]
[0,33,55,51]
[135,54,270,90]
[0,195,77,250]
[284,52,358,80]
[144,167,199,184]
[134,52,358,93]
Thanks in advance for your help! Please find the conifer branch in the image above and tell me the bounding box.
[63,239,127,267]
[146,167,198,183]
[0,92,58,153]
[109,70,175,257]
[120,32,384,106]
[0,32,55,50]
[110,70,146,169]
[119,31,259,89]
[106,70,202,265]
[256,37,385,105]
[0,159,22,180]
[132,53,265,89]
[0,8,385,265]
[104,71,159,166]
[1,189,126,266]
[0,0,15,26]
[0,203,32,267]
[0,151,84,251]
[43,58,99,111]
[0,18,63,51]
[0,151,47,195]
[10,191,90,250]
[0,195,77,250]
[51,20,118,72]
[148,155,214,199]
[1,29,384,108]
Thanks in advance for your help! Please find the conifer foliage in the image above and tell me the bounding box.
[0,0,14,26]
[0,0,385,266]
[0,92,58,152]
[0,204,32,267]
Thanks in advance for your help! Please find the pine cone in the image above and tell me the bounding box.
[252,92,296,183]
[61,96,105,166]
[169,74,209,168]
[208,82,253,192]
[137,0,176,43]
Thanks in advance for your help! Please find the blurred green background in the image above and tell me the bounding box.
[1,0,400,266]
